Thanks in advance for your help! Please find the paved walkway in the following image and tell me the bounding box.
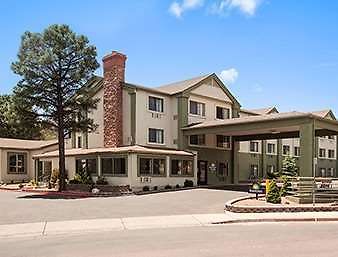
[2,211,338,238]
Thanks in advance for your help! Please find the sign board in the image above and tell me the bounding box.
[249,182,264,199]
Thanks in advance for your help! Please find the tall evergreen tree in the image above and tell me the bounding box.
[0,94,42,139]
[12,24,99,191]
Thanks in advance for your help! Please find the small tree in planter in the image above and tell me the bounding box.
[266,179,281,204]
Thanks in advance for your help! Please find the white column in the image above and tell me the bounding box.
[166,155,170,177]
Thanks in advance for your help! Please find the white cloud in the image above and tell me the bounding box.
[169,0,204,18]
[212,0,263,16]
[219,68,239,84]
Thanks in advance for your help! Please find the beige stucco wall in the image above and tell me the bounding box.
[135,90,177,148]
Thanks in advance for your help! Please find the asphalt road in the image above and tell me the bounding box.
[1,222,338,257]
[0,189,247,225]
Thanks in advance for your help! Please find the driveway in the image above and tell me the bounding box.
[0,189,247,225]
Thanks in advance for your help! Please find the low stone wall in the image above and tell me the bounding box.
[225,196,338,213]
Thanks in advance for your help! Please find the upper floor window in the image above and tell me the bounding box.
[216,135,231,148]
[8,153,26,174]
[189,100,205,116]
[283,145,290,155]
[216,106,230,119]
[149,96,164,113]
[190,135,206,146]
[250,141,259,152]
[77,136,82,148]
[294,146,300,157]
[148,128,164,144]
[267,143,276,154]
[319,148,326,158]
[329,149,335,159]
[328,135,335,140]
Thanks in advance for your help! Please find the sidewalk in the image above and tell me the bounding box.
[2,211,338,238]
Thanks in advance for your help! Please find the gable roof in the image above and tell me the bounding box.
[0,138,58,150]
[311,110,336,120]
[85,73,241,107]
[155,74,211,95]
[248,107,279,115]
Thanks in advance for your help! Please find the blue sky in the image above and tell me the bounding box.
[0,0,337,113]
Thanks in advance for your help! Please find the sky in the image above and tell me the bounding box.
[0,0,337,113]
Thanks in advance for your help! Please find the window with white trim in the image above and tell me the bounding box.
[294,146,300,157]
[148,96,164,113]
[319,148,326,158]
[139,157,166,176]
[267,143,276,154]
[190,135,206,146]
[216,135,231,148]
[171,159,193,176]
[216,106,230,119]
[189,100,205,116]
[8,153,26,174]
[101,157,127,176]
[283,145,290,155]
[328,149,335,159]
[148,128,164,144]
[250,141,259,152]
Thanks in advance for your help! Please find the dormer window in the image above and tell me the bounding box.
[149,96,164,113]
[189,101,205,116]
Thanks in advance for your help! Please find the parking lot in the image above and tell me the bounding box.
[0,189,247,225]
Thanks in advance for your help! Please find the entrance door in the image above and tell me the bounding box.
[198,161,208,185]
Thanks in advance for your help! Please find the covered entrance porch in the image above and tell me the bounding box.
[183,112,338,184]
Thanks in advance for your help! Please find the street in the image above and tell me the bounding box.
[1,222,338,257]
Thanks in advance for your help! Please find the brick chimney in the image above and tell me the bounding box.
[102,51,127,148]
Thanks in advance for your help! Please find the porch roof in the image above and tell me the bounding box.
[33,145,194,159]
[183,111,338,141]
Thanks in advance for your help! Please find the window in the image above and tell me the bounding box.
[267,165,275,174]
[328,135,335,140]
[148,96,164,113]
[328,150,335,159]
[8,153,26,174]
[283,145,290,155]
[77,136,82,148]
[139,157,166,176]
[189,101,205,116]
[250,164,259,177]
[148,128,164,144]
[171,159,193,176]
[218,162,229,177]
[328,168,335,177]
[267,143,276,154]
[76,158,97,175]
[190,135,206,146]
[250,141,259,152]
[319,148,326,158]
[294,146,300,157]
[320,168,326,177]
[216,135,231,148]
[216,106,230,119]
[101,157,127,176]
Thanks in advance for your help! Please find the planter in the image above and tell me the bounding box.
[66,184,92,192]
[94,185,130,193]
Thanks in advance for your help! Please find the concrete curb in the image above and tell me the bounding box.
[2,213,338,239]
[225,195,338,213]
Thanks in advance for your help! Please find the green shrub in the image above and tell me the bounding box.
[164,184,172,190]
[50,168,59,185]
[96,176,108,185]
[175,184,180,189]
[280,175,291,197]
[266,179,281,204]
[184,179,194,187]
[143,186,150,191]
[153,186,158,191]
[281,156,298,177]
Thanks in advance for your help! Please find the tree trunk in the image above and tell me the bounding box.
[58,116,66,192]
